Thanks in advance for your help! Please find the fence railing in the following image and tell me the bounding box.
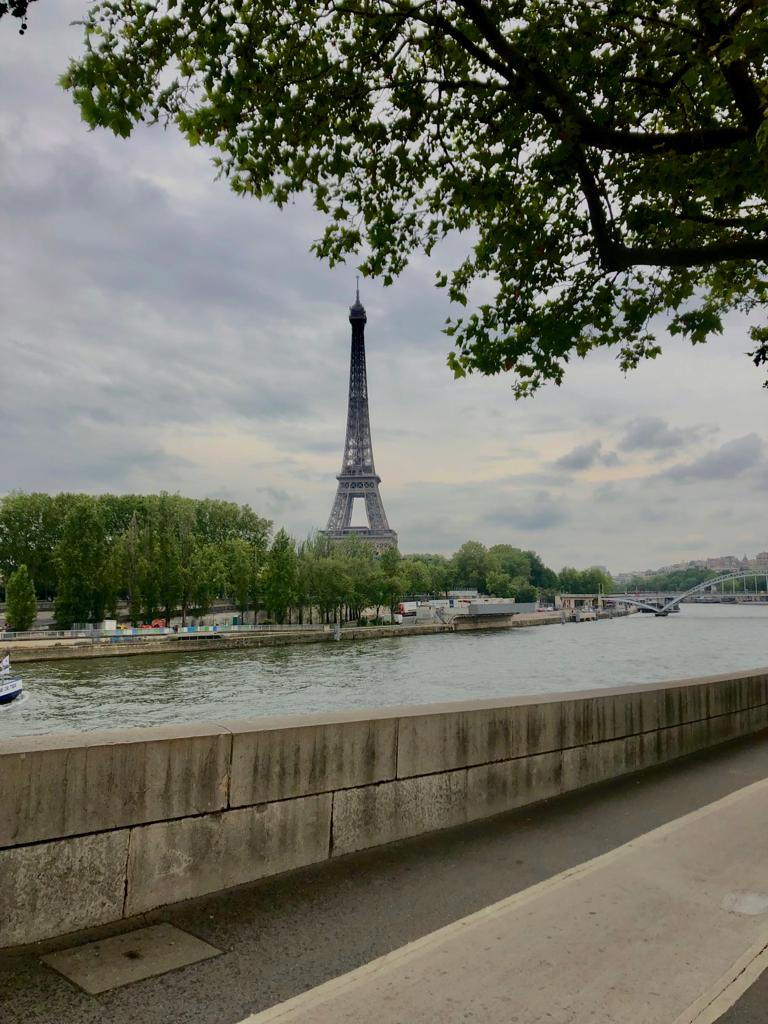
[0,614,479,644]
[0,623,336,642]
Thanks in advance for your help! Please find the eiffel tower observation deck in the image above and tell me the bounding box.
[322,287,398,553]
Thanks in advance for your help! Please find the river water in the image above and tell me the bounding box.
[2,604,767,738]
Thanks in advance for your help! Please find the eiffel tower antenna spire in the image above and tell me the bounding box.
[322,291,398,552]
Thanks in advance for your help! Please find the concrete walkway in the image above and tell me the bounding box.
[243,779,768,1024]
[3,731,768,1024]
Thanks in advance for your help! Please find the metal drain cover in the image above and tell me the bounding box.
[41,922,221,994]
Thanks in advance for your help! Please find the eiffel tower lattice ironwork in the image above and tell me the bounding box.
[323,287,398,552]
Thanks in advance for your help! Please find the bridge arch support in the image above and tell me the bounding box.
[604,570,768,616]
[658,570,768,614]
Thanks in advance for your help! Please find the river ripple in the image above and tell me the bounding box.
[2,604,767,738]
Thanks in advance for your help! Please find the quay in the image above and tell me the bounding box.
[3,608,626,664]
[1,667,767,1022]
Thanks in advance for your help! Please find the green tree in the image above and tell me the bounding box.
[0,491,274,626]
[120,512,143,625]
[190,543,225,619]
[367,569,388,622]
[64,3,768,395]
[0,492,67,599]
[402,558,434,597]
[224,537,257,619]
[451,541,492,593]
[295,533,335,623]
[400,552,450,597]
[558,566,613,594]
[194,499,271,550]
[488,545,532,582]
[510,578,538,603]
[155,493,182,624]
[314,557,350,624]
[138,507,161,622]
[332,535,378,620]
[5,565,37,632]
[527,550,559,591]
[53,497,109,627]
[100,545,122,620]
[379,546,407,619]
[263,529,298,624]
[427,556,451,598]
[176,500,198,627]
[623,567,719,592]
[486,570,513,598]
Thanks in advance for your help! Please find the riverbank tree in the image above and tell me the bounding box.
[0,492,271,628]
[0,491,594,626]
[557,566,613,595]
[438,540,563,601]
[4,564,37,632]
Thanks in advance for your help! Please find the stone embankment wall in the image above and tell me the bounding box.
[7,610,627,663]
[3,666,766,948]
[7,623,453,663]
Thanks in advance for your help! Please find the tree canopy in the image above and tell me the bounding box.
[63,1,768,394]
[0,491,271,627]
[620,566,720,591]
[0,491,598,627]
[557,565,613,594]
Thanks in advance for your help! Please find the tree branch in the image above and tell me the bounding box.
[344,2,754,158]
[615,238,768,269]
[441,2,752,157]
[580,123,748,154]
[695,0,765,133]
[573,149,768,271]
[675,210,768,229]
[573,151,623,271]
[454,0,586,121]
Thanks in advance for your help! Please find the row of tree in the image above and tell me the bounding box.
[209,535,613,625]
[401,543,611,604]
[0,492,613,630]
[0,492,270,629]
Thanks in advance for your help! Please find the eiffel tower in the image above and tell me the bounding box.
[323,287,398,552]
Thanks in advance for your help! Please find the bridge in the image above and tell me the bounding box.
[606,570,768,616]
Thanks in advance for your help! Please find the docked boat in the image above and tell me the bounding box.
[0,653,22,705]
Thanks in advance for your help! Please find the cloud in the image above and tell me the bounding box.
[619,417,706,457]
[660,434,765,483]
[554,440,619,471]
[484,493,570,531]
[1,2,768,576]
[252,487,299,516]
[592,482,621,502]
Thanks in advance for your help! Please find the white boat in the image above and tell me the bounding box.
[0,653,22,705]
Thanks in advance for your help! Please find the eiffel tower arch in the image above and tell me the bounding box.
[322,288,398,553]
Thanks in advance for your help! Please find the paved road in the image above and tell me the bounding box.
[2,732,768,1024]
[717,971,768,1023]
[242,779,768,1023]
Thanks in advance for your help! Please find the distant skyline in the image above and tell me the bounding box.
[614,549,768,579]
[1,4,766,572]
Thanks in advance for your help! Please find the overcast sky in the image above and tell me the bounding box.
[1,5,766,574]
